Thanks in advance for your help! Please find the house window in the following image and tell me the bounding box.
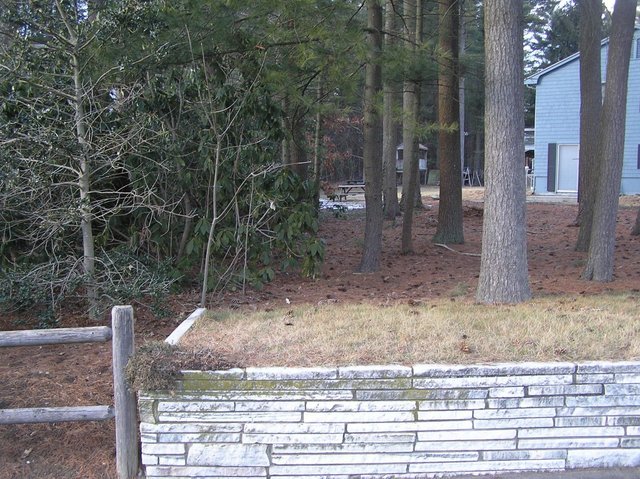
[637,38,640,59]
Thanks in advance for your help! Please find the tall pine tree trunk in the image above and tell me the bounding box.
[582,0,637,281]
[400,0,419,254]
[289,112,309,181]
[476,0,530,304]
[575,0,602,252]
[281,95,309,182]
[412,0,424,211]
[358,0,384,272]
[433,0,464,245]
[382,0,400,220]
[459,0,466,183]
[312,77,324,208]
[382,88,401,220]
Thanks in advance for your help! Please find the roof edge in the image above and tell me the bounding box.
[525,26,639,86]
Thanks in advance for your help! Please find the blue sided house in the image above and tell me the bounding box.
[525,27,640,196]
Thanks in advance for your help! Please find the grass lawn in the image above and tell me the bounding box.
[179,292,640,367]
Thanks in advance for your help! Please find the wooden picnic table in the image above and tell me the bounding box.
[336,183,365,196]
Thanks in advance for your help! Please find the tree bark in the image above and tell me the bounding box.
[176,194,194,263]
[476,0,531,304]
[200,140,222,306]
[575,0,603,252]
[312,76,324,208]
[632,207,640,236]
[281,96,290,165]
[400,0,419,254]
[358,0,384,273]
[288,112,309,181]
[412,0,424,211]
[459,0,466,181]
[75,62,98,319]
[582,0,637,281]
[433,0,464,245]
[382,0,400,220]
[281,94,309,181]
[58,0,98,318]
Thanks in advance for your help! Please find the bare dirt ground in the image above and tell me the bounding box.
[1,188,639,479]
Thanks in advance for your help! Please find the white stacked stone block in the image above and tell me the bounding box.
[139,361,640,477]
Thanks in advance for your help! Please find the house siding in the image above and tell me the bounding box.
[622,33,640,194]
[532,29,640,195]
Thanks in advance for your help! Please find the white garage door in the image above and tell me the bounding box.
[557,144,579,192]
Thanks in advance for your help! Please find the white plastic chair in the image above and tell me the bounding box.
[462,167,471,186]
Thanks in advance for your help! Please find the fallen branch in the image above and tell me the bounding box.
[434,243,481,257]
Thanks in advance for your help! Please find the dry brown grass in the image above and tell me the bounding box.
[620,194,640,207]
[179,293,640,367]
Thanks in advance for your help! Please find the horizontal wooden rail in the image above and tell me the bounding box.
[0,326,112,347]
[0,306,138,478]
[0,405,115,425]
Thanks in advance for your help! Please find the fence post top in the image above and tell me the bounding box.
[112,305,133,313]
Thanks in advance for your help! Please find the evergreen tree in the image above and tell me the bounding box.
[433,0,464,245]
[358,0,384,273]
[582,0,637,282]
[477,0,531,304]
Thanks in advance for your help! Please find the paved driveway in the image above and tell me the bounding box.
[454,468,640,478]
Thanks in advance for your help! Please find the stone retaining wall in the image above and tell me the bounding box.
[139,362,640,478]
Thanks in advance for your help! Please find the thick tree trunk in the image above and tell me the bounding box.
[476,0,531,304]
[400,0,419,254]
[575,0,603,252]
[582,0,637,281]
[281,95,309,181]
[433,0,464,245]
[288,112,309,181]
[382,88,400,220]
[401,85,418,254]
[382,0,400,220]
[358,0,384,273]
[412,0,424,212]
[458,0,467,176]
[459,0,466,179]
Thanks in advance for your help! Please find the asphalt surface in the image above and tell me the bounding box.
[453,468,640,478]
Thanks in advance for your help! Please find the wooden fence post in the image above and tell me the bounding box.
[112,306,139,479]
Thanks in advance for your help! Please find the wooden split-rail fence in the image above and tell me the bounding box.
[0,305,139,479]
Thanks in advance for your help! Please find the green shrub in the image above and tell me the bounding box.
[0,249,180,325]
